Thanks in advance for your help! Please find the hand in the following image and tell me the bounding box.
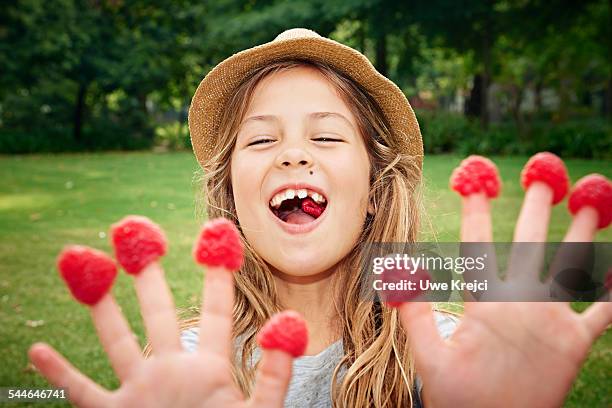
[29,261,296,407]
[398,187,611,408]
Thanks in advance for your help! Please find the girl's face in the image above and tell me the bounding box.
[230,66,371,279]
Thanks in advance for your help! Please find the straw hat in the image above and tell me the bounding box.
[188,28,423,169]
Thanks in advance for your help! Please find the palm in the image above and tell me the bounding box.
[114,352,243,407]
[399,190,611,408]
[424,303,591,407]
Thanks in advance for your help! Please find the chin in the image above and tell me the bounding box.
[268,251,339,277]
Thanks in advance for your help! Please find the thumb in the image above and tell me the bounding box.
[397,302,445,376]
[248,349,294,407]
[248,310,308,407]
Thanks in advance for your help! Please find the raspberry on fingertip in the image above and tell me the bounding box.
[450,155,501,199]
[257,310,309,358]
[193,217,244,271]
[521,152,569,205]
[110,215,168,275]
[57,245,117,306]
[568,174,612,229]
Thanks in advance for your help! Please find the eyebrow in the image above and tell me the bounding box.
[240,111,355,131]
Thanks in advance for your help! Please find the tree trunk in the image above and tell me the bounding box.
[465,74,483,118]
[137,92,148,116]
[511,84,525,138]
[481,11,492,128]
[73,82,87,142]
[358,20,366,54]
[375,30,388,77]
[605,77,612,119]
[534,80,543,114]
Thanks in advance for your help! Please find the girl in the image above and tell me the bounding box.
[30,28,611,407]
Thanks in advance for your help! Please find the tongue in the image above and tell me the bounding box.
[285,209,316,224]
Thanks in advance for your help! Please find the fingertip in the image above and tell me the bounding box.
[28,343,59,373]
[28,342,50,361]
[260,348,294,374]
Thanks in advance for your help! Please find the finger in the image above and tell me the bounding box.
[513,182,554,242]
[460,193,498,302]
[508,183,552,281]
[563,206,599,242]
[249,349,293,407]
[581,301,612,342]
[544,207,599,291]
[461,193,493,242]
[133,262,181,354]
[90,294,142,381]
[28,342,111,408]
[199,265,234,358]
[397,302,444,376]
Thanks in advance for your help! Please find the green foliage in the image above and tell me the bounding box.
[154,121,192,151]
[0,0,609,155]
[417,110,611,159]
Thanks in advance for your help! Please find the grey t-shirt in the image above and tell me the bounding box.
[180,311,459,407]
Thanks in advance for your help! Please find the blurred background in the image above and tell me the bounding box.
[0,0,610,157]
[0,1,610,407]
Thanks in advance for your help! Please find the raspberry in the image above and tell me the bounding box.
[57,245,117,306]
[301,197,324,218]
[521,152,569,205]
[604,268,612,291]
[110,215,167,274]
[193,217,244,270]
[257,310,308,357]
[568,174,612,229]
[450,155,501,198]
[379,264,429,307]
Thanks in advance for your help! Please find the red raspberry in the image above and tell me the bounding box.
[521,152,569,205]
[193,217,244,270]
[450,155,501,198]
[110,215,167,274]
[57,245,117,306]
[604,268,612,291]
[257,310,308,357]
[379,264,429,308]
[568,174,612,229]
[301,197,324,218]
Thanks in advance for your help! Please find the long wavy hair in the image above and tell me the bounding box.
[168,59,426,406]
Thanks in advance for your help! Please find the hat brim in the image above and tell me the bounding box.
[188,35,423,169]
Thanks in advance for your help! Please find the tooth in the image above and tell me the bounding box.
[297,189,308,199]
[286,189,295,199]
[274,194,283,207]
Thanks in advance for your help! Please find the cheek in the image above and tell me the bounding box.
[332,150,370,209]
[231,154,263,222]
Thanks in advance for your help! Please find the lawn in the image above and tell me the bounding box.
[0,151,610,407]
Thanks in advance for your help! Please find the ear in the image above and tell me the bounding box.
[367,201,374,215]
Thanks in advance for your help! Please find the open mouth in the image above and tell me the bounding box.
[269,188,328,225]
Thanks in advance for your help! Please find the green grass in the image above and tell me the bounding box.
[0,152,610,407]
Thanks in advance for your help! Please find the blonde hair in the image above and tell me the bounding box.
[162,59,426,406]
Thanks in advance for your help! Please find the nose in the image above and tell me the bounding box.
[276,147,314,170]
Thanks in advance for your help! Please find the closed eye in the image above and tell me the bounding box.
[313,137,343,142]
[247,138,275,146]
